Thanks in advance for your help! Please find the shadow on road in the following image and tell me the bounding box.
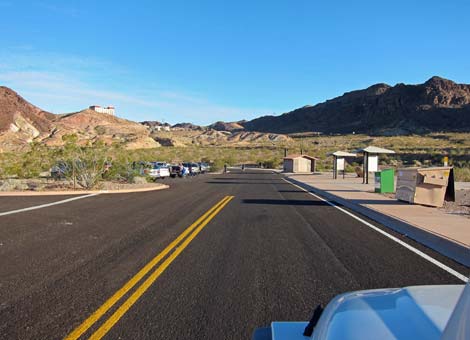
[242,199,329,206]
[212,177,278,181]
[351,199,406,205]
[277,190,304,193]
[206,181,284,185]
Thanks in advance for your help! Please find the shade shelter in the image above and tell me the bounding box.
[328,151,357,179]
[356,146,395,184]
[283,154,319,173]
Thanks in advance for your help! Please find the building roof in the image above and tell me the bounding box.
[284,154,319,160]
[356,146,395,154]
[328,151,357,157]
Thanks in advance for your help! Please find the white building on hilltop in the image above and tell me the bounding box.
[89,105,115,115]
[155,125,171,132]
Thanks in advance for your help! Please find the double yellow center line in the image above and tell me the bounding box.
[65,195,234,340]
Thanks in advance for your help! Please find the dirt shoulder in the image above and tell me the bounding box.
[0,178,168,196]
[382,187,470,219]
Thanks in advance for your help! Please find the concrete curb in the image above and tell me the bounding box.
[285,176,470,267]
[0,184,169,196]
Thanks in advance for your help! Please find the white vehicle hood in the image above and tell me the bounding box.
[270,285,464,340]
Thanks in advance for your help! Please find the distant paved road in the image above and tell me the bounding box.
[0,170,468,340]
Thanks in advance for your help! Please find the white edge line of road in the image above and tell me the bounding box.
[282,178,469,283]
[0,193,99,217]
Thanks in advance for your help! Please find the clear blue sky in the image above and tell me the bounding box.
[1,0,469,125]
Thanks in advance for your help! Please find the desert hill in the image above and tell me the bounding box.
[46,109,159,149]
[208,121,244,132]
[0,88,159,151]
[241,76,470,135]
[148,127,292,147]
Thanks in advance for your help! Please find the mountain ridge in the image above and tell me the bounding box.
[1,76,470,152]
[241,76,470,135]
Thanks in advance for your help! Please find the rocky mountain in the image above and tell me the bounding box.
[171,122,204,130]
[140,120,171,128]
[242,76,470,135]
[191,130,292,145]
[0,87,56,150]
[227,131,291,143]
[208,121,245,132]
[3,76,468,152]
[0,87,159,151]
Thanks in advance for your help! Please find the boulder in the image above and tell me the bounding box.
[0,179,29,191]
[132,176,148,184]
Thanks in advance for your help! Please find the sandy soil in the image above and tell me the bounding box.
[0,178,165,192]
[383,189,470,218]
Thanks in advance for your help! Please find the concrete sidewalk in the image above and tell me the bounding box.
[285,172,470,267]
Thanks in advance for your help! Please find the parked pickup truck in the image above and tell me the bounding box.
[252,282,469,340]
[148,164,170,179]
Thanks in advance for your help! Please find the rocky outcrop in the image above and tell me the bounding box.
[242,76,470,135]
[0,87,55,149]
[227,131,292,143]
[190,129,292,145]
[140,121,172,133]
[208,121,245,132]
[153,136,185,147]
[171,122,204,130]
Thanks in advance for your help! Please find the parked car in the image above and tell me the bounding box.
[252,283,469,340]
[148,164,170,179]
[170,165,183,178]
[182,162,200,176]
[151,161,168,168]
[198,162,211,173]
[191,162,201,175]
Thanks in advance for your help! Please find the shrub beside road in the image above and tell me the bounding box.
[0,132,469,190]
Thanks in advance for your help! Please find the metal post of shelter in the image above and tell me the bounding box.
[333,155,337,179]
[363,151,370,184]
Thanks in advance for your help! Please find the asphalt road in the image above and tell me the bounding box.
[0,170,468,340]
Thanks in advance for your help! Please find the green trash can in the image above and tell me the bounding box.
[375,168,395,193]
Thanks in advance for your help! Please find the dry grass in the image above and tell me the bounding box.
[1,132,469,182]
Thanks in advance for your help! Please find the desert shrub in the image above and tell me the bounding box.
[210,159,225,172]
[70,157,107,189]
[222,154,236,166]
[94,126,107,135]
[263,159,277,169]
[454,167,470,182]
[58,136,113,189]
[345,163,355,173]
[103,160,140,183]
[1,143,57,178]
[2,132,469,182]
